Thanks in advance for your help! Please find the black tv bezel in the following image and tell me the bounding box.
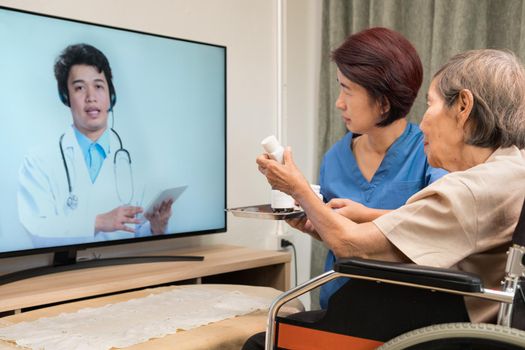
[0,5,228,259]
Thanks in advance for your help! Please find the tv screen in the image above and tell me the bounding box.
[0,6,226,257]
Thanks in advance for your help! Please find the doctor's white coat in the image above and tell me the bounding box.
[17,126,151,247]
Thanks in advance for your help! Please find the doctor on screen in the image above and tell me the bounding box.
[17,43,173,243]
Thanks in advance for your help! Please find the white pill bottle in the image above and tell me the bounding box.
[261,135,295,212]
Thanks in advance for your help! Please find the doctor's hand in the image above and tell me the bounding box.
[95,206,143,234]
[256,147,310,198]
[144,199,173,235]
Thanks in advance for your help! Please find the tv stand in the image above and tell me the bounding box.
[0,249,204,287]
[0,245,290,314]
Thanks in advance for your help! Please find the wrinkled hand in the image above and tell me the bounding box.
[286,214,321,240]
[144,199,173,235]
[256,147,309,197]
[95,205,143,234]
[286,214,314,233]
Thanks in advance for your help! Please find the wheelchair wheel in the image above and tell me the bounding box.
[378,322,525,350]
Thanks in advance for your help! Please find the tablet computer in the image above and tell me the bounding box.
[144,185,188,214]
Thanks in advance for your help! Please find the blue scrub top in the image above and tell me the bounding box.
[318,123,447,309]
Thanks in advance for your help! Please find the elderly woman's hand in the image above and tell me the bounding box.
[256,147,309,197]
[286,214,321,240]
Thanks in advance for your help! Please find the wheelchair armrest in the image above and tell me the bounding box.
[334,258,483,293]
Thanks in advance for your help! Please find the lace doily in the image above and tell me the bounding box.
[0,285,275,350]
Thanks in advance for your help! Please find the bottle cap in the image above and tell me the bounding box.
[261,135,281,153]
[310,184,323,201]
[310,184,321,193]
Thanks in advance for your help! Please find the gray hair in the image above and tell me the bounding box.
[434,49,525,149]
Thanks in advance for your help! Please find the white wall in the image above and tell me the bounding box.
[0,0,322,304]
[280,0,322,306]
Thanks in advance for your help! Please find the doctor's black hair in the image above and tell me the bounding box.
[54,43,116,108]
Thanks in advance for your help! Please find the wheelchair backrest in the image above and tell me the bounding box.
[507,197,525,329]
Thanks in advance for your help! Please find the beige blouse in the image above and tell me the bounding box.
[374,146,525,322]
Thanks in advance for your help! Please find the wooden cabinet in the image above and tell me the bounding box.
[0,245,291,314]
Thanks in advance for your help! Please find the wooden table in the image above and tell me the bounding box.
[0,245,291,314]
[0,284,303,350]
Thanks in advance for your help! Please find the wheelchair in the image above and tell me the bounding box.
[264,205,525,349]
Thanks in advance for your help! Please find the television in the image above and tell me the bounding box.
[0,6,227,280]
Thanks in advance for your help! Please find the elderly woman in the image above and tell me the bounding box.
[257,49,525,324]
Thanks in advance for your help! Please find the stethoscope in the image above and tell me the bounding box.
[59,128,134,210]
